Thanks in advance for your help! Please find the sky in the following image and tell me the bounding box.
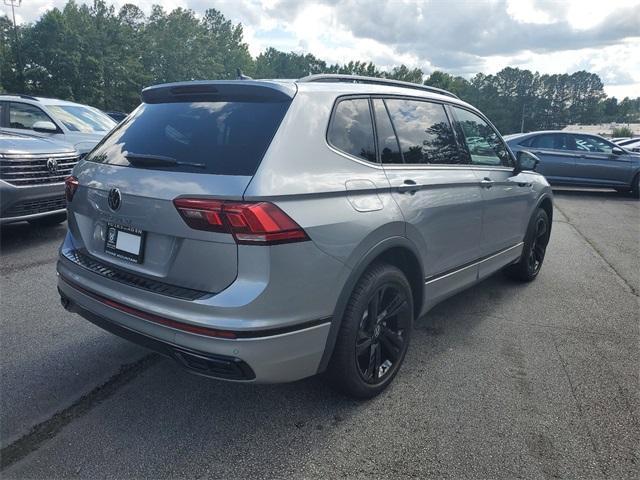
[2,0,639,98]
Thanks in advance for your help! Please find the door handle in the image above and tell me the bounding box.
[480,177,493,188]
[397,179,418,193]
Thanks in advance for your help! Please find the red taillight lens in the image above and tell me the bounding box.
[65,176,79,202]
[173,198,309,245]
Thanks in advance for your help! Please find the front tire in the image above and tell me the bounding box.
[631,174,640,199]
[326,262,413,399]
[505,208,550,282]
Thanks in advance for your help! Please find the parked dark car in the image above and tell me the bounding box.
[0,130,79,225]
[507,131,640,198]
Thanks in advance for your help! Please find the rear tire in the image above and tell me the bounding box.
[505,208,550,282]
[28,212,67,227]
[326,262,413,399]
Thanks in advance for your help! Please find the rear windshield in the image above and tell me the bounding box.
[86,100,290,176]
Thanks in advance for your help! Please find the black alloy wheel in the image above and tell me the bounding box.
[355,284,410,384]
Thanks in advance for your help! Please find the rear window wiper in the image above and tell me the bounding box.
[125,152,206,169]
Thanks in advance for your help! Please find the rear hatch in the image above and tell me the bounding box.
[66,81,295,294]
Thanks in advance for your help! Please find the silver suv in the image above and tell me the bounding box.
[1,130,79,225]
[57,75,553,398]
[0,94,116,156]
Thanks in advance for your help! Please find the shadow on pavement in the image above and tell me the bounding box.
[0,221,67,255]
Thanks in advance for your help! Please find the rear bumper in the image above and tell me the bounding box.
[57,273,332,383]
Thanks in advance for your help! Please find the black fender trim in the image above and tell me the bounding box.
[534,192,554,226]
[316,236,424,373]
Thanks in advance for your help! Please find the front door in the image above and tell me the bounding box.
[448,105,535,277]
[570,134,632,186]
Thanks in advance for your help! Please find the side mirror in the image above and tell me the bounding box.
[514,150,540,174]
[32,120,58,133]
[612,146,625,155]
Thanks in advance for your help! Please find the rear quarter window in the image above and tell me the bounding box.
[86,100,290,176]
[327,98,377,163]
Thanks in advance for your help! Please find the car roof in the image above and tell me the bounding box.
[0,94,95,108]
[142,77,478,114]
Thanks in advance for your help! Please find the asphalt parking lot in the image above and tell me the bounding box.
[1,189,638,479]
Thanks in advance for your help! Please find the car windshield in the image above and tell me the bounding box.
[47,105,116,133]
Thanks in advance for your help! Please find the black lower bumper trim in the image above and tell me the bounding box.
[60,289,255,381]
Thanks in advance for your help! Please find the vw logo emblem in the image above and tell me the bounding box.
[46,158,58,174]
[108,188,121,211]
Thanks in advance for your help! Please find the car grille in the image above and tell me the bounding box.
[0,153,79,186]
[4,195,66,218]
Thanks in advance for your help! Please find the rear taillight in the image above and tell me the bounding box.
[65,176,79,202]
[173,198,309,245]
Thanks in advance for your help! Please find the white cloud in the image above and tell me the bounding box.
[1,0,638,97]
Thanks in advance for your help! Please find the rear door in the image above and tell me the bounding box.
[449,105,534,269]
[526,133,577,183]
[570,134,632,186]
[376,97,484,286]
[66,83,293,293]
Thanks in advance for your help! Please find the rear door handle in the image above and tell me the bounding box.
[480,177,493,188]
[397,179,418,193]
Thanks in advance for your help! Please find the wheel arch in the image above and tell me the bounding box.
[537,194,553,225]
[317,236,424,373]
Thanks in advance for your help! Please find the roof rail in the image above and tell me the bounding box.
[0,93,40,101]
[297,74,459,99]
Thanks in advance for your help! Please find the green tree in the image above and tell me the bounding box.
[385,65,423,83]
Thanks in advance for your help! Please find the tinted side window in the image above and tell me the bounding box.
[9,103,53,130]
[530,134,563,150]
[452,107,513,167]
[372,99,402,164]
[385,99,461,165]
[328,98,376,163]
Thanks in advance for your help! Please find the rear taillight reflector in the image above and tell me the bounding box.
[173,198,309,245]
[65,176,79,202]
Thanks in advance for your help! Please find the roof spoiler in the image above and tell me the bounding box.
[141,80,296,104]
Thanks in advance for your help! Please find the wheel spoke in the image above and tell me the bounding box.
[380,293,407,321]
[365,343,378,379]
[380,329,402,360]
[356,337,373,356]
[368,288,382,325]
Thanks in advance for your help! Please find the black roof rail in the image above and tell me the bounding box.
[0,93,40,101]
[297,74,459,99]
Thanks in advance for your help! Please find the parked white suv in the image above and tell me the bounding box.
[0,94,116,156]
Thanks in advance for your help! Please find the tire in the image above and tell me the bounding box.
[28,212,67,227]
[326,262,413,399]
[631,174,640,199]
[505,208,550,282]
